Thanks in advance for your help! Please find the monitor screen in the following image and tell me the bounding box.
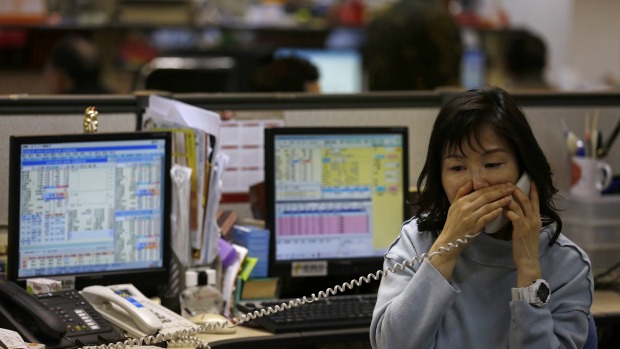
[274,48,363,94]
[7,132,172,297]
[264,127,409,279]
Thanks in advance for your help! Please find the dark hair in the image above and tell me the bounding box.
[415,86,562,244]
[49,35,109,94]
[363,0,462,91]
[506,31,546,77]
[252,56,319,92]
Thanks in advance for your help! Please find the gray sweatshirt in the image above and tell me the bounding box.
[371,218,593,349]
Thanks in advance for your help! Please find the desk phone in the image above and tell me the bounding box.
[0,280,122,349]
[81,284,200,338]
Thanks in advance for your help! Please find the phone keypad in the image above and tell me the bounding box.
[36,290,113,335]
[73,309,100,330]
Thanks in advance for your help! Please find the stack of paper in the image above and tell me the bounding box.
[142,95,226,266]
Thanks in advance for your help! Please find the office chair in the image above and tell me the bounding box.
[584,313,598,349]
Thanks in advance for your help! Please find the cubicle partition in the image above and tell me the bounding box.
[2,90,620,236]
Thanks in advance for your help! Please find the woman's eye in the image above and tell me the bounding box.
[486,162,503,168]
[450,165,465,171]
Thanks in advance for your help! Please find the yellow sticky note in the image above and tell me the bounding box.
[240,257,258,281]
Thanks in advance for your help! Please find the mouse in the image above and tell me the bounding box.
[189,313,237,334]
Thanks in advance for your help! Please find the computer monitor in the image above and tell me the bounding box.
[7,132,172,297]
[137,56,238,93]
[274,48,363,93]
[264,127,409,281]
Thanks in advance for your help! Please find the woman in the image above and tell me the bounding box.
[370,86,593,348]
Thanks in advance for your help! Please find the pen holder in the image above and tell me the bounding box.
[570,156,613,197]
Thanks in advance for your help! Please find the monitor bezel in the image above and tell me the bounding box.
[264,126,410,279]
[7,131,172,297]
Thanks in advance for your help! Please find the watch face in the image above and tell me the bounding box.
[537,282,550,302]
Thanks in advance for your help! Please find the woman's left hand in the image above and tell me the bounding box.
[506,180,543,287]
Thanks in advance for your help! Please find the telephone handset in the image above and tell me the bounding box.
[81,284,200,339]
[0,280,65,339]
[484,173,531,234]
[0,280,123,349]
[80,285,162,338]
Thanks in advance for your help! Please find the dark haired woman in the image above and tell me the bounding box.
[371,86,592,348]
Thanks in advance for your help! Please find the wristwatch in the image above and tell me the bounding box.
[511,279,550,307]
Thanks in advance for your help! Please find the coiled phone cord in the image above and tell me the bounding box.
[85,231,480,349]
[233,231,481,326]
[84,325,214,349]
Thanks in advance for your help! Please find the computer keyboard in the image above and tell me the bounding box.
[237,293,377,333]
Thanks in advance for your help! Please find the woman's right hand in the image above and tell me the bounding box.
[442,181,514,241]
[428,181,513,281]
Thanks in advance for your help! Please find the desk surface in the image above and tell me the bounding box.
[591,289,620,322]
[196,326,270,343]
[197,326,369,349]
[194,290,620,348]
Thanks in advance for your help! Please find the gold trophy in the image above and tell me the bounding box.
[83,106,98,134]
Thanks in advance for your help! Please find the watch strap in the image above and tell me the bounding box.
[511,279,549,307]
[511,286,530,302]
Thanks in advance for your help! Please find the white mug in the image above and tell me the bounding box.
[570,157,613,197]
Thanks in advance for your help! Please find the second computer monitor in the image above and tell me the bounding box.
[264,127,409,279]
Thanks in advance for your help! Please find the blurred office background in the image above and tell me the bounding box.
[0,0,618,95]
